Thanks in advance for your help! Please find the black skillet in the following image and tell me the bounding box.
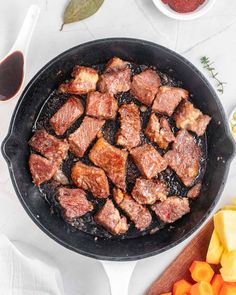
[1,38,235,262]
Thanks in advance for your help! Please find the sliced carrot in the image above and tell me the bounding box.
[211,274,224,295]
[190,281,213,295]
[219,283,236,295]
[189,261,215,283]
[173,279,192,295]
[160,293,172,295]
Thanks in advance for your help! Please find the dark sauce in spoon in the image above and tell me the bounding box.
[0,51,24,101]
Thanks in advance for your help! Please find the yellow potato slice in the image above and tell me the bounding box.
[206,229,223,264]
[220,267,236,282]
[221,251,236,269]
[214,210,236,252]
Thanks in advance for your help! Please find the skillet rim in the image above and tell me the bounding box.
[1,38,235,261]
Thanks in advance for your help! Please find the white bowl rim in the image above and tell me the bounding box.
[152,0,217,21]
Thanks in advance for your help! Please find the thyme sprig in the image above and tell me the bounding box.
[200,56,226,94]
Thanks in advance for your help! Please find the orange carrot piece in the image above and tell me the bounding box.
[173,279,192,295]
[189,261,214,283]
[160,293,172,295]
[211,274,224,295]
[190,281,213,295]
[219,283,236,295]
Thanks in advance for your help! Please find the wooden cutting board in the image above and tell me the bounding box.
[146,220,218,295]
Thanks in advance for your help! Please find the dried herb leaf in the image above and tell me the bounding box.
[61,0,104,30]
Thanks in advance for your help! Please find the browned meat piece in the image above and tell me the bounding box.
[145,114,175,149]
[69,116,105,157]
[98,68,131,95]
[57,187,93,221]
[94,199,128,235]
[174,101,211,136]
[131,69,161,106]
[105,57,129,72]
[151,196,190,223]
[113,188,152,231]
[71,161,109,198]
[89,137,128,190]
[152,86,189,116]
[187,183,202,199]
[29,129,69,161]
[59,66,99,95]
[86,91,118,120]
[164,130,201,187]
[117,103,141,150]
[29,154,58,186]
[132,178,167,205]
[50,96,84,135]
[130,144,167,179]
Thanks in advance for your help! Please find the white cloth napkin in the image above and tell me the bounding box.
[0,234,64,295]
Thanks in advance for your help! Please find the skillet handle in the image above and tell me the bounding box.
[101,260,137,295]
[1,134,14,166]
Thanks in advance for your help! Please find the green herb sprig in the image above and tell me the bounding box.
[200,56,226,94]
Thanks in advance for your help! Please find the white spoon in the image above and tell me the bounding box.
[0,5,40,102]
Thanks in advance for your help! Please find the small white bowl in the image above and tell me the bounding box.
[152,0,216,21]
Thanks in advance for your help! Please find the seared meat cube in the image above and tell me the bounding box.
[57,187,93,221]
[117,103,141,150]
[105,57,129,72]
[151,196,190,223]
[145,114,175,149]
[174,101,211,136]
[29,154,58,186]
[94,199,128,235]
[71,161,109,198]
[132,178,167,205]
[131,69,161,106]
[69,116,105,157]
[86,91,118,120]
[130,144,167,179]
[50,96,84,135]
[113,188,152,231]
[98,68,131,95]
[152,86,189,116]
[89,137,128,190]
[164,130,201,187]
[187,183,202,199]
[29,129,69,161]
[59,66,99,95]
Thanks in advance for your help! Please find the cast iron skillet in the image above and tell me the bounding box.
[1,38,235,261]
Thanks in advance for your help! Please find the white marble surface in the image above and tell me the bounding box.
[1,1,236,294]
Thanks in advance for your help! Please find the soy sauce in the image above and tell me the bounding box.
[0,51,24,101]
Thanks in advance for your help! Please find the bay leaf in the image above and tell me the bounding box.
[61,0,104,30]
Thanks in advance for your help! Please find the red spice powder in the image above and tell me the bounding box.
[162,0,206,13]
